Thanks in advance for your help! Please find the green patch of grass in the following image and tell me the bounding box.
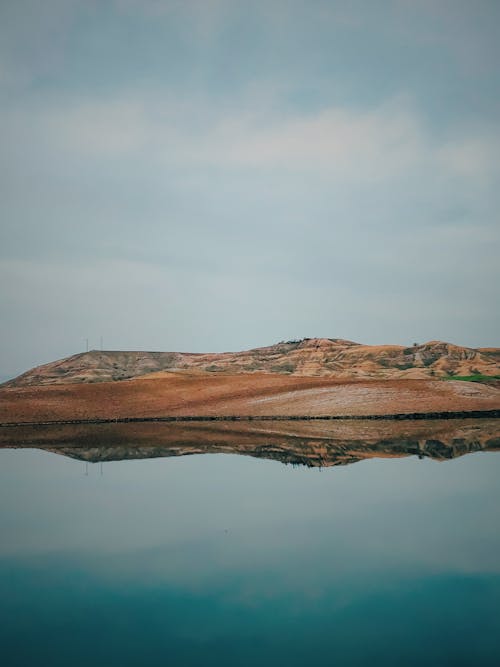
[443,374,500,383]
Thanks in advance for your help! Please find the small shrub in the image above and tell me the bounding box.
[270,363,296,374]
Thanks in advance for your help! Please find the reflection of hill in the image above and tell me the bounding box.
[1,419,499,468]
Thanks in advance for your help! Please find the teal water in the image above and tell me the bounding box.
[1,448,499,666]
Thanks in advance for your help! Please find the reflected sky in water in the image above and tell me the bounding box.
[1,449,500,666]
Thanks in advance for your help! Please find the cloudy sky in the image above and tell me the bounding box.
[1,0,499,378]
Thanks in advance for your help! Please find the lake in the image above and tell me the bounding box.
[1,419,499,666]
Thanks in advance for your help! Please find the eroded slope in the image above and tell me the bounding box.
[4,338,500,387]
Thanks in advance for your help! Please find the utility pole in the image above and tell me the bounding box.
[85,338,89,353]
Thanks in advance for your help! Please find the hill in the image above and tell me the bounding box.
[4,338,500,387]
[1,373,500,424]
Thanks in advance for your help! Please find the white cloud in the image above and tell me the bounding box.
[437,135,500,180]
[27,91,499,189]
[196,103,427,181]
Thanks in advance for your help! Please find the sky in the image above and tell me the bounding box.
[0,0,499,378]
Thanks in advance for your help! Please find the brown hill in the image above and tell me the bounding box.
[4,338,500,387]
[1,373,499,424]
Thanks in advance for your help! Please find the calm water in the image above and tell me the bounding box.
[1,436,500,666]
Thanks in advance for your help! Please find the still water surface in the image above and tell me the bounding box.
[1,436,500,666]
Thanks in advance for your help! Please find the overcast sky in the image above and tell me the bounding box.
[1,0,499,378]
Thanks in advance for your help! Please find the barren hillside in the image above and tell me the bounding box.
[1,373,499,423]
[4,338,500,387]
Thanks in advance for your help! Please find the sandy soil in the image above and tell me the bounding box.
[1,372,499,423]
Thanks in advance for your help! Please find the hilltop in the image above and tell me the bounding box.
[4,337,500,387]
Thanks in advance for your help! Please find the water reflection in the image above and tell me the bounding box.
[1,420,499,666]
[1,418,499,466]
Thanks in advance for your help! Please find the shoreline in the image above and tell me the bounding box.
[1,408,500,428]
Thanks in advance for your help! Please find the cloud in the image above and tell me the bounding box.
[0,1,499,377]
[21,89,499,187]
[197,102,427,180]
[437,135,500,180]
